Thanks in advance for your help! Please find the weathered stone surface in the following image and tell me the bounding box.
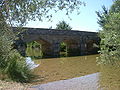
[13,27,100,57]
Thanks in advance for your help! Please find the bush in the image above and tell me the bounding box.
[0,34,11,69]
[0,26,35,83]
[4,52,35,83]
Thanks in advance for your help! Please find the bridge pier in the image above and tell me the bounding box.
[51,41,60,57]
[80,43,87,55]
[41,43,52,58]
[42,41,60,58]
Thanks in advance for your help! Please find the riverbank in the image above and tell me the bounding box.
[0,55,99,89]
[0,80,30,90]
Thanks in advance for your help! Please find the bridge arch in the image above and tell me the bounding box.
[13,27,100,58]
[35,38,52,58]
[86,39,99,55]
[61,39,81,56]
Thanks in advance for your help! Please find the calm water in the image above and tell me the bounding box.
[33,55,99,84]
[33,54,120,89]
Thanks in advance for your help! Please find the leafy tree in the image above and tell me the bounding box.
[0,0,85,26]
[97,0,120,65]
[96,6,109,29]
[55,20,72,56]
[0,0,84,82]
[56,20,72,30]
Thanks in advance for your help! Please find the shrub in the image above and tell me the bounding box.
[96,1,120,66]
[0,26,35,83]
[4,52,35,83]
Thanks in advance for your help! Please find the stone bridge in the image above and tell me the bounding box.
[13,27,100,58]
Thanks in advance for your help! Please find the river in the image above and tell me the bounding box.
[32,54,120,89]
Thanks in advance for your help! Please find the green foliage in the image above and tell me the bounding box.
[96,6,109,28]
[56,21,72,30]
[0,48,35,82]
[55,21,72,57]
[0,37,10,68]
[97,0,120,65]
[60,42,68,57]
[60,42,67,52]
[5,52,35,82]
[0,20,34,83]
[0,27,14,69]
[0,0,84,82]
[26,41,43,58]
[55,20,72,56]
[0,0,85,26]
[110,0,120,13]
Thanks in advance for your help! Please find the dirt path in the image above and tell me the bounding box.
[31,73,99,90]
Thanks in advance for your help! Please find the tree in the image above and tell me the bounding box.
[0,0,84,82]
[55,20,72,56]
[0,0,85,26]
[97,0,120,65]
[56,20,72,30]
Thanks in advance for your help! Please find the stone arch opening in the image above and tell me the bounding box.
[62,39,81,56]
[36,39,52,58]
[86,40,99,55]
[60,42,67,57]
[26,41,42,58]
[26,38,53,58]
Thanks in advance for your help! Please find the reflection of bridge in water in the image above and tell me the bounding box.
[13,27,100,58]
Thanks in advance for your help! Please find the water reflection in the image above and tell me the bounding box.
[33,55,99,84]
[33,54,120,90]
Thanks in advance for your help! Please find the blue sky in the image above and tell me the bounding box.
[25,0,113,32]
